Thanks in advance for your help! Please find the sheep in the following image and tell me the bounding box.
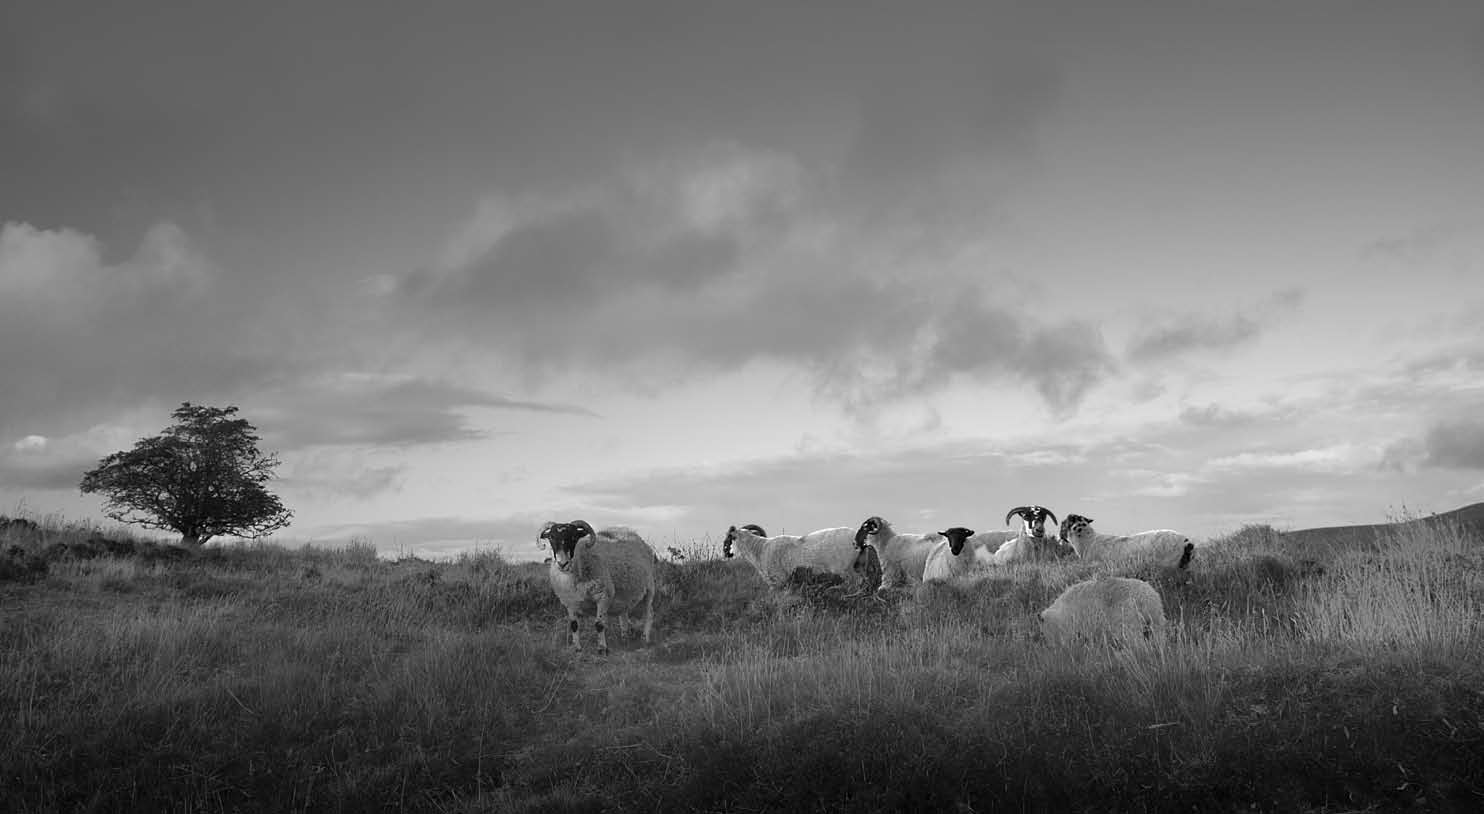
[539,520,657,655]
[1059,514,1195,569]
[920,526,1014,581]
[1039,575,1167,644]
[852,516,946,591]
[987,505,1074,565]
[722,523,862,588]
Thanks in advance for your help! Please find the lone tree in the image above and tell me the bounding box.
[80,403,292,546]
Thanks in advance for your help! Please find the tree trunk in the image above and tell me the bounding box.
[180,531,202,547]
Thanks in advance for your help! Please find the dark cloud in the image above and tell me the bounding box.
[252,378,595,451]
[391,195,1115,414]
[430,209,740,312]
[0,451,93,492]
[1420,419,1484,470]
[1125,289,1305,364]
[1126,313,1261,362]
[0,221,291,438]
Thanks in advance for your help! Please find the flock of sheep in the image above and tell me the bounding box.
[536,506,1195,654]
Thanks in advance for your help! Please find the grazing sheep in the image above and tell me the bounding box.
[853,516,946,591]
[539,520,657,654]
[722,523,862,588]
[1059,514,1194,569]
[1039,575,1167,644]
[988,505,1074,565]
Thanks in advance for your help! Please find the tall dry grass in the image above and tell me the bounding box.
[1,515,1481,812]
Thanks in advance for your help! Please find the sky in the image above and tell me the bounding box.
[3,0,1483,561]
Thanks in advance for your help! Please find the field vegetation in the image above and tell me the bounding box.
[2,511,1482,812]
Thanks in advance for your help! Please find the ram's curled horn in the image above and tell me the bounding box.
[568,520,597,541]
[1005,506,1033,526]
[741,524,767,536]
[1039,507,1059,528]
[853,516,883,549]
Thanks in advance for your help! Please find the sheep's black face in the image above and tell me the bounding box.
[940,526,976,556]
[722,526,737,559]
[854,516,883,548]
[542,523,585,570]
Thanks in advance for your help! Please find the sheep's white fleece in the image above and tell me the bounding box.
[922,530,1016,581]
[859,517,944,589]
[1066,526,1191,566]
[728,526,859,588]
[1039,576,1166,643]
[547,526,657,650]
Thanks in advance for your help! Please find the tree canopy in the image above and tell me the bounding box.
[80,403,292,546]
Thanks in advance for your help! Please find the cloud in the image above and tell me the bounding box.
[274,449,408,501]
[1418,419,1484,470]
[1125,288,1305,364]
[250,375,595,451]
[1126,313,1261,362]
[1361,222,1484,278]
[383,146,1114,414]
[0,423,142,493]
[0,221,291,438]
[1178,403,1293,428]
[1205,444,1371,475]
[0,451,90,492]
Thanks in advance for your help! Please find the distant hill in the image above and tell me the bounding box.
[1281,502,1484,549]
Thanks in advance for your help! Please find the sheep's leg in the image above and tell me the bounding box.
[876,561,903,594]
[640,587,654,645]
[595,597,612,655]
[566,609,582,652]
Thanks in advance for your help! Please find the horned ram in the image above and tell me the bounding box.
[539,520,657,654]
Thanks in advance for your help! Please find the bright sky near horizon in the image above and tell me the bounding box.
[3,1,1482,561]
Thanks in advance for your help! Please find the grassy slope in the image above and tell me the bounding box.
[1,515,1482,812]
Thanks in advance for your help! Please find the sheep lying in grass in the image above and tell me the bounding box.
[1059,514,1195,569]
[539,520,657,655]
[988,505,1075,565]
[1039,575,1167,644]
[920,526,1000,582]
[722,523,861,589]
[853,516,945,591]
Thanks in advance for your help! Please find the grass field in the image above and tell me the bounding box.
[2,513,1482,812]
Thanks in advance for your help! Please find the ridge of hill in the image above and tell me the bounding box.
[1280,501,1484,548]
